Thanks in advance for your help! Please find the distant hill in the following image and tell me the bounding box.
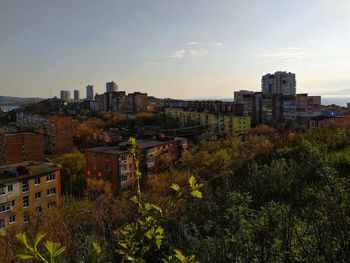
[0,96,43,106]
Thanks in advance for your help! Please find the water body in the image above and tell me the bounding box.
[321,95,350,107]
[0,105,20,112]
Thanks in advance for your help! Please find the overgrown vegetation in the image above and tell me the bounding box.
[2,126,350,262]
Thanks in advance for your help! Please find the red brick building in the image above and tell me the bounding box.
[0,129,44,165]
[16,112,73,154]
[85,138,187,194]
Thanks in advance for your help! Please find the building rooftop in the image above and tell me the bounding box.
[85,138,186,155]
[0,161,59,184]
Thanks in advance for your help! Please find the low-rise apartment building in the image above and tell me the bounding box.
[85,138,187,194]
[0,162,61,230]
[0,128,44,165]
[165,108,251,135]
[308,116,350,130]
[16,112,73,154]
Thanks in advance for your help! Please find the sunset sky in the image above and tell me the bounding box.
[1,0,350,99]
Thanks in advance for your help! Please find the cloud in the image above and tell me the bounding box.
[209,42,224,47]
[189,48,208,56]
[188,41,199,45]
[256,48,322,62]
[144,61,159,65]
[169,49,186,59]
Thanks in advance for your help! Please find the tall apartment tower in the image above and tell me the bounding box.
[86,85,94,100]
[261,71,296,96]
[60,90,71,102]
[73,90,80,100]
[106,81,118,92]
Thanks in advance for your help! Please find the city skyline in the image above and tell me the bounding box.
[1,0,350,99]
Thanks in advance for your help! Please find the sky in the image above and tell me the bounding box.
[1,0,350,99]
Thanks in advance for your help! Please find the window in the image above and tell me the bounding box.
[7,184,13,193]
[0,219,4,228]
[0,187,5,196]
[146,148,154,154]
[35,192,41,200]
[22,181,29,193]
[35,177,41,185]
[23,214,29,223]
[120,165,127,172]
[105,165,111,172]
[120,154,128,161]
[36,206,42,213]
[47,188,56,196]
[46,174,55,181]
[0,202,11,213]
[48,201,56,209]
[23,196,29,208]
[11,200,15,207]
[120,174,129,183]
[92,164,97,170]
[9,215,16,224]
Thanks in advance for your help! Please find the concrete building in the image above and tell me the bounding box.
[128,92,148,112]
[296,94,321,118]
[106,81,118,92]
[96,91,128,112]
[60,90,71,102]
[0,128,44,165]
[308,116,350,130]
[262,71,296,96]
[73,90,80,101]
[85,138,187,194]
[165,108,251,135]
[0,162,61,230]
[86,85,94,100]
[16,112,73,154]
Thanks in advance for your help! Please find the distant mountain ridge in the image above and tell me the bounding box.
[0,96,43,106]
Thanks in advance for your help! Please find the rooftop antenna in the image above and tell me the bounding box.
[50,89,52,98]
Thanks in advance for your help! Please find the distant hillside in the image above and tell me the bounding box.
[0,96,43,106]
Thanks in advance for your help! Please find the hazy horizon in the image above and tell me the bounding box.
[1,0,350,99]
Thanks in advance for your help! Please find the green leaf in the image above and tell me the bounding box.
[15,253,35,260]
[189,176,196,189]
[174,249,186,262]
[34,232,46,249]
[171,183,180,192]
[190,190,203,199]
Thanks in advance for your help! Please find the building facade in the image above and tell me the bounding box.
[85,138,187,194]
[86,85,94,100]
[0,128,44,165]
[106,81,118,92]
[60,90,71,102]
[16,112,73,154]
[128,92,148,112]
[262,71,296,96]
[0,162,61,230]
[73,90,80,101]
[165,108,251,135]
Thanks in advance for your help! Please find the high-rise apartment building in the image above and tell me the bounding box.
[106,81,118,92]
[60,90,71,102]
[73,90,80,101]
[261,71,296,96]
[0,128,44,165]
[86,85,94,100]
[0,162,61,230]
